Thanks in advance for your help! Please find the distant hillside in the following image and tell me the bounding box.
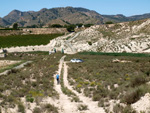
[0,7,150,27]
[128,13,150,21]
[49,19,150,53]
[0,17,10,26]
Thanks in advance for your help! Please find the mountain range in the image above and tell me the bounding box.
[0,7,150,27]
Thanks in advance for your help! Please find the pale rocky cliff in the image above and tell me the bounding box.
[50,19,150,53]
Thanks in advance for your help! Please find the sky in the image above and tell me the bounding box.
[0,0,150,17]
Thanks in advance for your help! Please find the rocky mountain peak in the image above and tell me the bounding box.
[0,7,150,27]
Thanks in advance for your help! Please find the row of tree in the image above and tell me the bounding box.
[26,23,94,32]
[49,23,94,32]
[1,21,114,32]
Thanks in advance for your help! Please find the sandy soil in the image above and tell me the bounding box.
[132,93,150,113]
[53,55,79,113]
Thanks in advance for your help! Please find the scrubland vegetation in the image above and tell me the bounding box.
[0,50,150,112]
[0,52,63,112]
[66,52,150,112]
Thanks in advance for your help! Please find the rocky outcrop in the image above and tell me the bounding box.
[50,19,150,53]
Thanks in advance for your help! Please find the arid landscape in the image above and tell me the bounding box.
[0,2,150,113]
[0,51,150,113]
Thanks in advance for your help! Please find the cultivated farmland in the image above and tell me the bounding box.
[0,34,63,48]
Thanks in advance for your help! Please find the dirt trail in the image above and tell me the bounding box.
[53,56,79,113]
[52,56,105,113]
[63,62,105,113]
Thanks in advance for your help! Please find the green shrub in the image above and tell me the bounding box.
[77,84,82,88]
[130,75,146,87]
[66,36,71,40]
[13,23,18,30]
[88,41,92,45]
[92,93,101,101]
[109,91,118,99]
[123,105,136,113]
[6,95,15,103]
[90,81,96,86]
[96,86,108,98]
[113,104,135,113]
[62,87,73,96]
[84,24,93,27]
[43,104,58,113]
[76,23,83,28]
[113,104,124,113]
[51,24,63,28]
[18,103,25,113]
[33,107,42,113]
[78,104,88,111]
[84,81,89,85]
[11,68,19,73]
[98,99,105,107]
[65,24,76,32]
[145,71,150,76]
[26,96,34,103]
[105,21,114,24]
[123,88,142,104]
[71,96,80,102]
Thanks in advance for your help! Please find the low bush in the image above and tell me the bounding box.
[105,21,114,24]
[88,41,92,45]
[78,104,88,111]
[26,96,34,103]
[92,93,101,101]
[123,88,142,104]
[33,107,42,113]
[43,104,58,113]
[130,75,146,87]
[71,96,80,102]
[113,104,136,113]
[18,103,25,113]
[113,104,124,113]
[98,98,105,107]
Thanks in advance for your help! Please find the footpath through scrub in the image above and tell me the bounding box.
[53,56,79,113]
[63,62,105,113]
[53,55,105,113]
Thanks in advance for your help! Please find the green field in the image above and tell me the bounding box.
[80,52,150,57]
[0,34,63,48]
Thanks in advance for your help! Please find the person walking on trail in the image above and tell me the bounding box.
[54,48,56,53]
[56,73,60,84]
